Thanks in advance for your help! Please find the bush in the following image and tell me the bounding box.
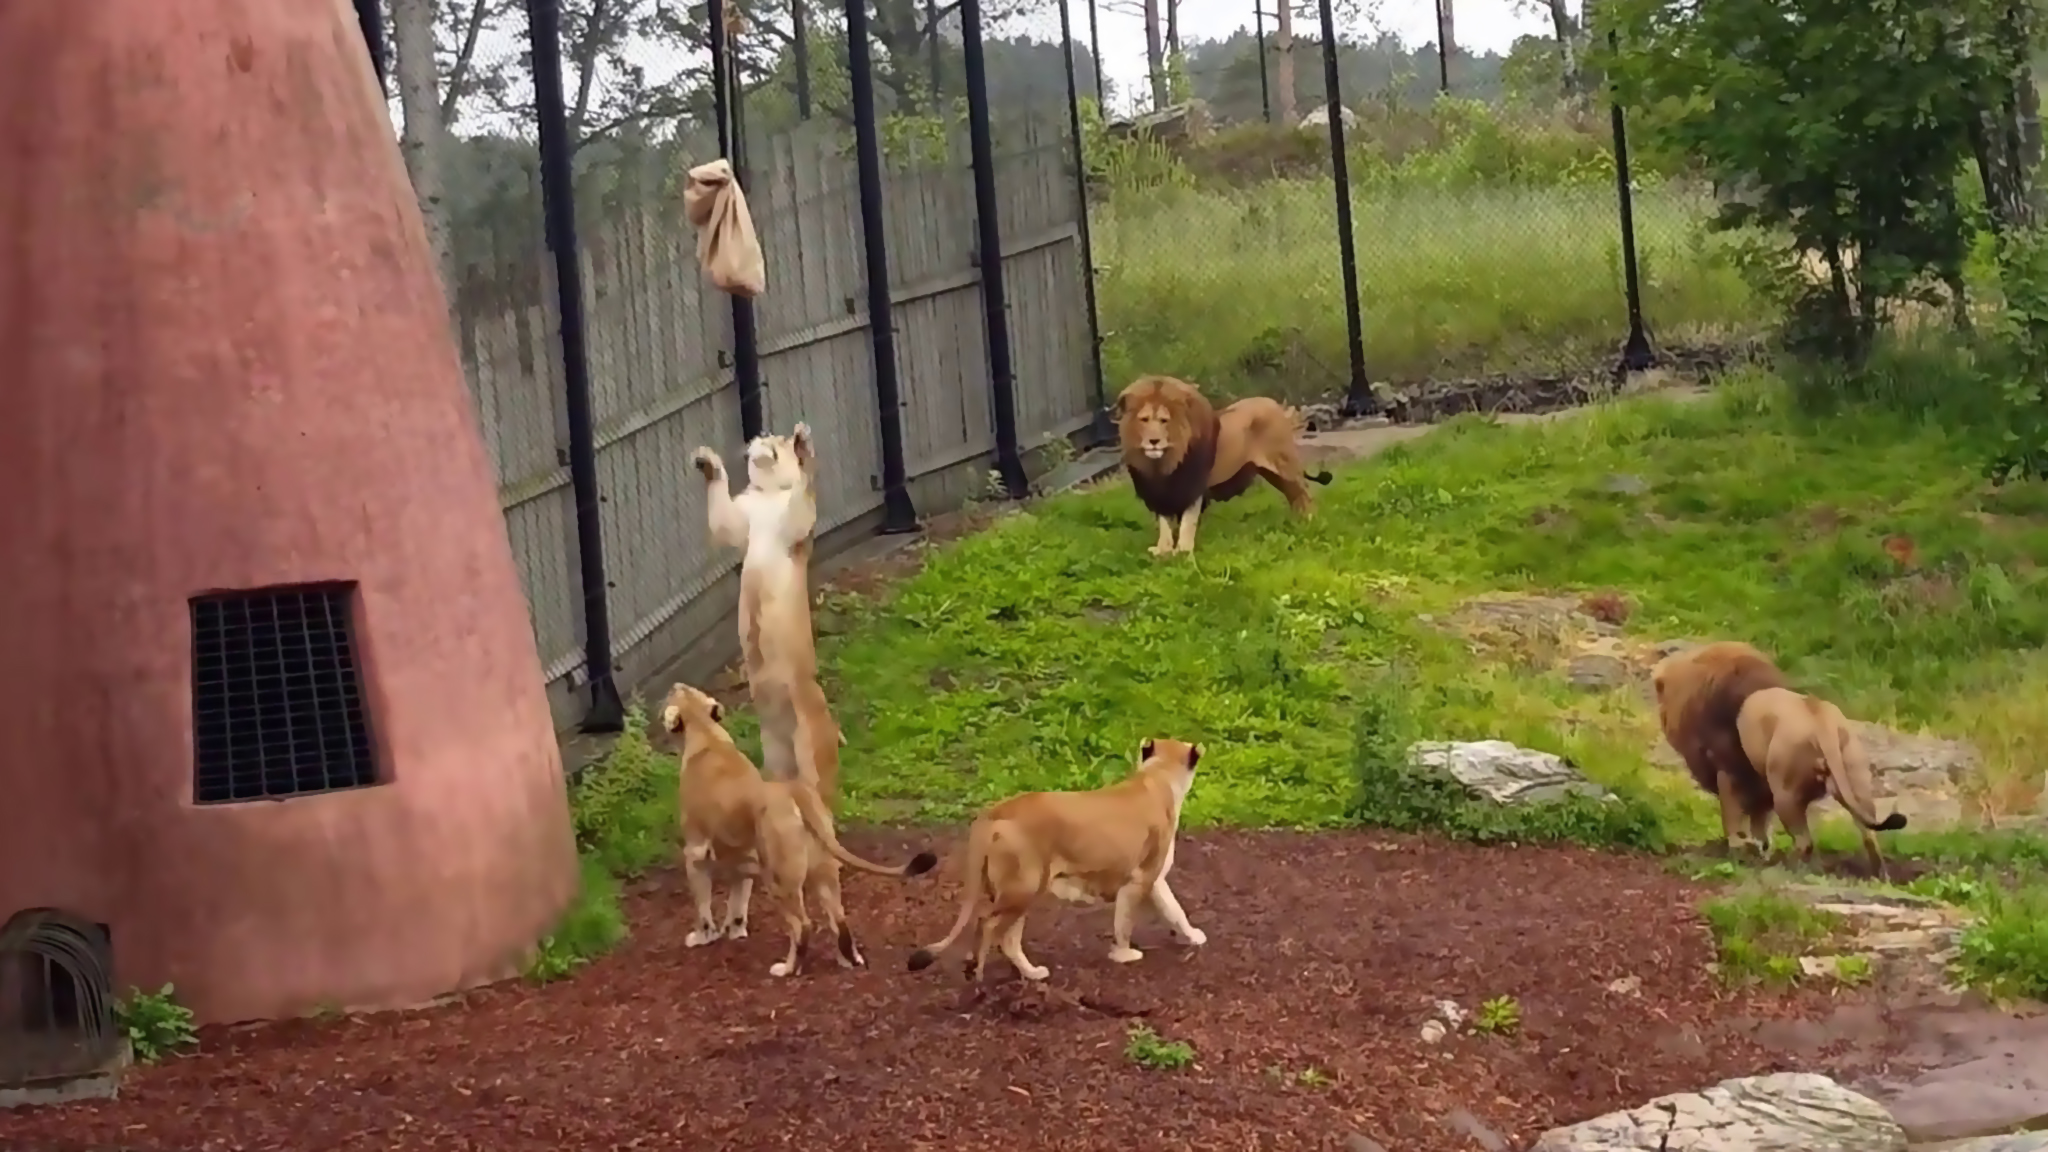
[1344,672,1668,852]
[1953,883,2048,1000]
[527,704,674,981]
[115,983,198,1063]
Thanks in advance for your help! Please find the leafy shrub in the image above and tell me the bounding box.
[115,983,197,1063]
[1953,883,2048,1000]
[1344,672,1667,852]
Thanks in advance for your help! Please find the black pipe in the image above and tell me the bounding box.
[1432,0,1450,94]
[353,0,387,91]
[960,0,1029,497]
[1608,30,1654,372]
[793,0,812,119]
[847,0,921,533]
[927,0,945,110]
[1086,0,1105,106]
[1059,0,1114,445]
[1316,0,1373,416]
[1254,5,1272,123]
[525,0,624,733]
[709,0,766,440]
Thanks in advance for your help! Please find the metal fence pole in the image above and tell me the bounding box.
[792,0,813,119]
[1058,0,1114,444]
[1086,0,1105,108]
[352,0,386,91]
[960,0,1029,497]
[709,0,766,441]
[1607,30,1654,372]
[1315,0,1373,416]
[1432,0,1450,95]
[525,0,624,733]
[846,0,921,533]
[1255,4,1272,124]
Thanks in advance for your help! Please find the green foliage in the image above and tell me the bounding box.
[529,704,675,981]
[115,984,197,1064]
[1472,995,1522,1035]
[1124,1023,1196,1070]
[1954,883,2048,999]
[1701,890,1843,987]
[1345,673,1667,851]
[1982,227,2048,481]
[1604,0,2000,363]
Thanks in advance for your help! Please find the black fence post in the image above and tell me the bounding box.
[1607,30,1654,373]
[1086,0,1106,108]
[526,0,625,734]
[353,0,386,91]
[846,0,921,533]
[960,0,1030,497]
[1058,0,1115,445]
[709,0,767,441]
[792,0,813,119]
[1254,4,1272,124]
[1315,0,1373,416]
[1432,0,1450,94]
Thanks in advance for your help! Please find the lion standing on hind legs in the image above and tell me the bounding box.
[1115,374,1334,558]
[1652,641,1909,878]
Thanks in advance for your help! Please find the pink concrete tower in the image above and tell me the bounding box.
[0,0,579,1025]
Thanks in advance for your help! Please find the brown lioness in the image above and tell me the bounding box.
[661,682,937,977]
[1737,686,1909,878]
[1116,374,1332,558]
[692,424,844,804]
[907,738,1207,983]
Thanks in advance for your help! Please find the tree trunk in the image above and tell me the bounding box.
[391,0,455,301]
[1141,0,1167,110]
[1438,0,1456,88]
[1545,0,1580,97]
[1976,0,2041,234]
[1274,0,1296,126]
[1166,0,1180,60]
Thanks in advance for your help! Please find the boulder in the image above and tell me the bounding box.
[1408,740,1611,806]
[1528,1073,1907,1152]
[1298,102,1359,131]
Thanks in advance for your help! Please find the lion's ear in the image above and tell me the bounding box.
[1141,738,1156,761]
[1186,743,1202,768]
[709,700,725,724]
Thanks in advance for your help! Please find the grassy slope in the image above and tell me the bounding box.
[1096,181,1766,395]
[820,374,2048,852]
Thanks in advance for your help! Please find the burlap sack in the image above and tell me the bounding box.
[682,159,766,299]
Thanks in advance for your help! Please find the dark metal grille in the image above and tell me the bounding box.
[190,584,377,804]
[0,912,116,1087]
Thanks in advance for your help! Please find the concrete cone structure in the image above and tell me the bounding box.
[0,0,579,1023]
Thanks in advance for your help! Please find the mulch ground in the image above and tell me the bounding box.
[0,831,1870,1152]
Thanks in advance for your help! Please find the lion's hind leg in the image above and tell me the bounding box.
[996,911,1048,982]
[808,862,864,969]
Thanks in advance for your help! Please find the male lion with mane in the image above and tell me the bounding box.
[1653,640,1908,875]
[1115,374,1332,557]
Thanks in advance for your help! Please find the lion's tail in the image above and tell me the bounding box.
[1815,710,1908,833]
[908,819,997,972]
[1281,405,1335,486]
[788,782,939,878]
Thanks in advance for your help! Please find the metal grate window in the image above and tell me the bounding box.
[190,584,378,804]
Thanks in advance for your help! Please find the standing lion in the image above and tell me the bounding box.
[1115,374,1333,557]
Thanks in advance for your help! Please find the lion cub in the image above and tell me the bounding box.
[661,683,937,977]
[908,738,1207,983]
[1736,686,1908,879]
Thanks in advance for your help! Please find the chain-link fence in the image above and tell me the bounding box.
[368,0,1104,729]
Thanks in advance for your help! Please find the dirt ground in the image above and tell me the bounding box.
[0,831,1885,1152]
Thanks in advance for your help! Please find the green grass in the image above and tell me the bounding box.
[1701,889,1846,987]
[1095,179,1765,397]
[822,372,2048,846]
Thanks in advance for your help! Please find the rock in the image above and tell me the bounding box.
[1527,1072,1906,1151]
[1344,1134,1392,1152]
[1299,102,1360,131]
[1419,1018,1449,1044]
[1443,1106,1511,1151]
[1409,740,1612,805]
[1603,473,1651,495]
[1435,998,1469,1029]
[1567,654,1633,691]
[1606,975,1643,997]
[1922,1136,2048,1152]
[1888,1059,2048,1143]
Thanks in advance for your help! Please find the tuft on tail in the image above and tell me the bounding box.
[907,948,940,972]
[789,782,939,877]
[907,851,939,875]
[1308,469,1334,486]
[1873,812,1909,832]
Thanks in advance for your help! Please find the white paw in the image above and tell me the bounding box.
[691,447,724,476]
[1148,544,1173,557]
[1020,963,1051,981]
[1177,926,1208,947]
[769,961,794,977]
[725,922,749,940]
[1109,946,1144,964]
[684,926,723,948]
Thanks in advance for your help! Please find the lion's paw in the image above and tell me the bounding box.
[684,925,724,948]
[1108,946,1144,965]
[1019,963,1051,981]
[1177,926,1208,947]
[1148,544,1173,557]
[724,920,749,941]
[769,961,795,977]
[691,447,724,479]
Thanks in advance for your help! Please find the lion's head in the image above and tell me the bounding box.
[660,681,726,734]
[743,422,814,492]
[1115,375,1210,474]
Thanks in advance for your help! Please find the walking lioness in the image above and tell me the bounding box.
[1736,686,1909,878]
[907,738,1207,983]
[661,682,937,977]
